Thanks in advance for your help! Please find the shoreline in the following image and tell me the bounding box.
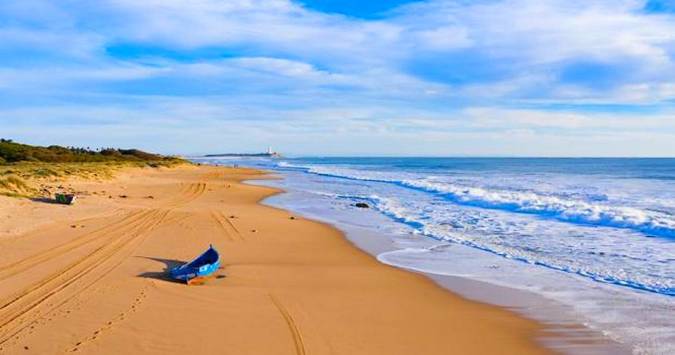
[249,172,632,354]
[1,165,549,354]
[248,174,562,353]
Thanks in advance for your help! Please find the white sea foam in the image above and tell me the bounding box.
[221,158,675,353]
[376,246,675,355]
[278,162,675,238]
[360,193,675,296]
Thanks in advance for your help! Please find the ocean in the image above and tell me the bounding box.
[197,157,675,354]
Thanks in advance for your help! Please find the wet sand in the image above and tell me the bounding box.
[0,165,549,354]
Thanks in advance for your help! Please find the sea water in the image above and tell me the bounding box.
[197,157,675,354]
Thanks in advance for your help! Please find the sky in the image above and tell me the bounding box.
[1,0,675,157]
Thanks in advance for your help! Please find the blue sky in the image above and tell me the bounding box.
[1,0,675,156]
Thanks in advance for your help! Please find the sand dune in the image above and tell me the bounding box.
[0,165,547,354]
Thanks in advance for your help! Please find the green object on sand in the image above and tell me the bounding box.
[55,193,76,205]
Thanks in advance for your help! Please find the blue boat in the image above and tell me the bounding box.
[170,245,220,284]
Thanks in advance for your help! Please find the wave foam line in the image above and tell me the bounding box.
[278,162,675,239]
[324,191,675,296]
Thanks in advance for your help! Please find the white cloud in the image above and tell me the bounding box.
[0,28,104,60]
[415,26,472,50]
[398,0,675,63]
[5,0,675,102]
[465,107,596,129]
[90,0,403,68]
[462,107,675,131]
[2,0,675,155]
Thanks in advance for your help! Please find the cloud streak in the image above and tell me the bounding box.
[1,0,675,155]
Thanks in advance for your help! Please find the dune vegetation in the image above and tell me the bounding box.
[0,138,181,163]
[0,139,188,198]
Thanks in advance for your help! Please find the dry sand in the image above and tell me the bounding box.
[0,165,549,354]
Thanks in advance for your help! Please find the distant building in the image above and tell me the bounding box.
[204,147,281,158]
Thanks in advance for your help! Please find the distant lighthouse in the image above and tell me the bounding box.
[265,146,281,157]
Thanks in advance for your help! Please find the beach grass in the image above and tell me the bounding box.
[0,175,34,197]
[0,159,188,198]
[0,139,190,198]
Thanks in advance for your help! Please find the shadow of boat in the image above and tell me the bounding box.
[30,197,64,205]
[136,256,187,284]
[31,194,77,205]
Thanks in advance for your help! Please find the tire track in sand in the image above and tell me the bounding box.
[0,210,159,312]
[269,294,306,355]
[211,211,235,242]
[0,180,209,347]
[0,181,205,280]
[0,209,153,282]
[221,212,244,240]
[211,211,245,242]
[0,209,169,345]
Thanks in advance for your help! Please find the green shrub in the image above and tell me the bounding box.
[0,139,179,164]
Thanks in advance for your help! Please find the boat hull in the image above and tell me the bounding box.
[170,260,220,282]
[169,246,220,284]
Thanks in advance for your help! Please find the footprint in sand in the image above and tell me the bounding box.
[68,286,149,352]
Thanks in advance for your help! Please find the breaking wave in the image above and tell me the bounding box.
[277,162,675,239]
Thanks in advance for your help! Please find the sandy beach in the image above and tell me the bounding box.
[0,165,548,354]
